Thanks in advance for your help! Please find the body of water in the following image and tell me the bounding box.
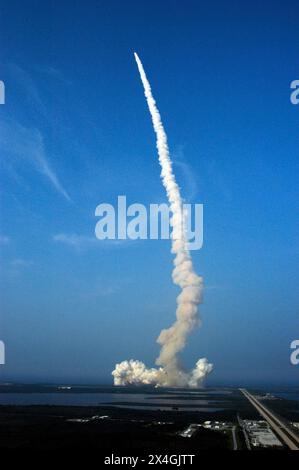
[273,391,299,402]
[0,391,224,411]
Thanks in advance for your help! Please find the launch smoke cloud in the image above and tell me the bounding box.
[112,53,213,388]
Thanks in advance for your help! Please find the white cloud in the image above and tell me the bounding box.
[53,233,96,248]
[0,118,71,201]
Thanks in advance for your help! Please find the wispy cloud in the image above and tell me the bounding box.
[92,283,119,297]
[53,233,96,248]
[204,284,225,291]
[173,146,198,202]
[0,235,10,245]
[0,118,71,201]
[35,64,71,85]
[10,258,33,268]
[8,258,33,278]
[78,277,133,301]
[8,63,46,116]
[52,233,133,250]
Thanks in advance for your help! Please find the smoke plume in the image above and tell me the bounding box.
[112,53,213,388]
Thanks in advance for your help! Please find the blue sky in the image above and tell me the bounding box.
[0,0,298,385]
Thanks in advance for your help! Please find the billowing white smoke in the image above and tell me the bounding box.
[112,358,213,388]
[112,53,213,388]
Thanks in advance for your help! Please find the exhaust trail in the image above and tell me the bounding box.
[112,53,213,388]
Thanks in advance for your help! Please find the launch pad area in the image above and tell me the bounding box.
[0,386,298,452]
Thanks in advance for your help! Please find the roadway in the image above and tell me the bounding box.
[240,388,299,451]
[231,426,238,450]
